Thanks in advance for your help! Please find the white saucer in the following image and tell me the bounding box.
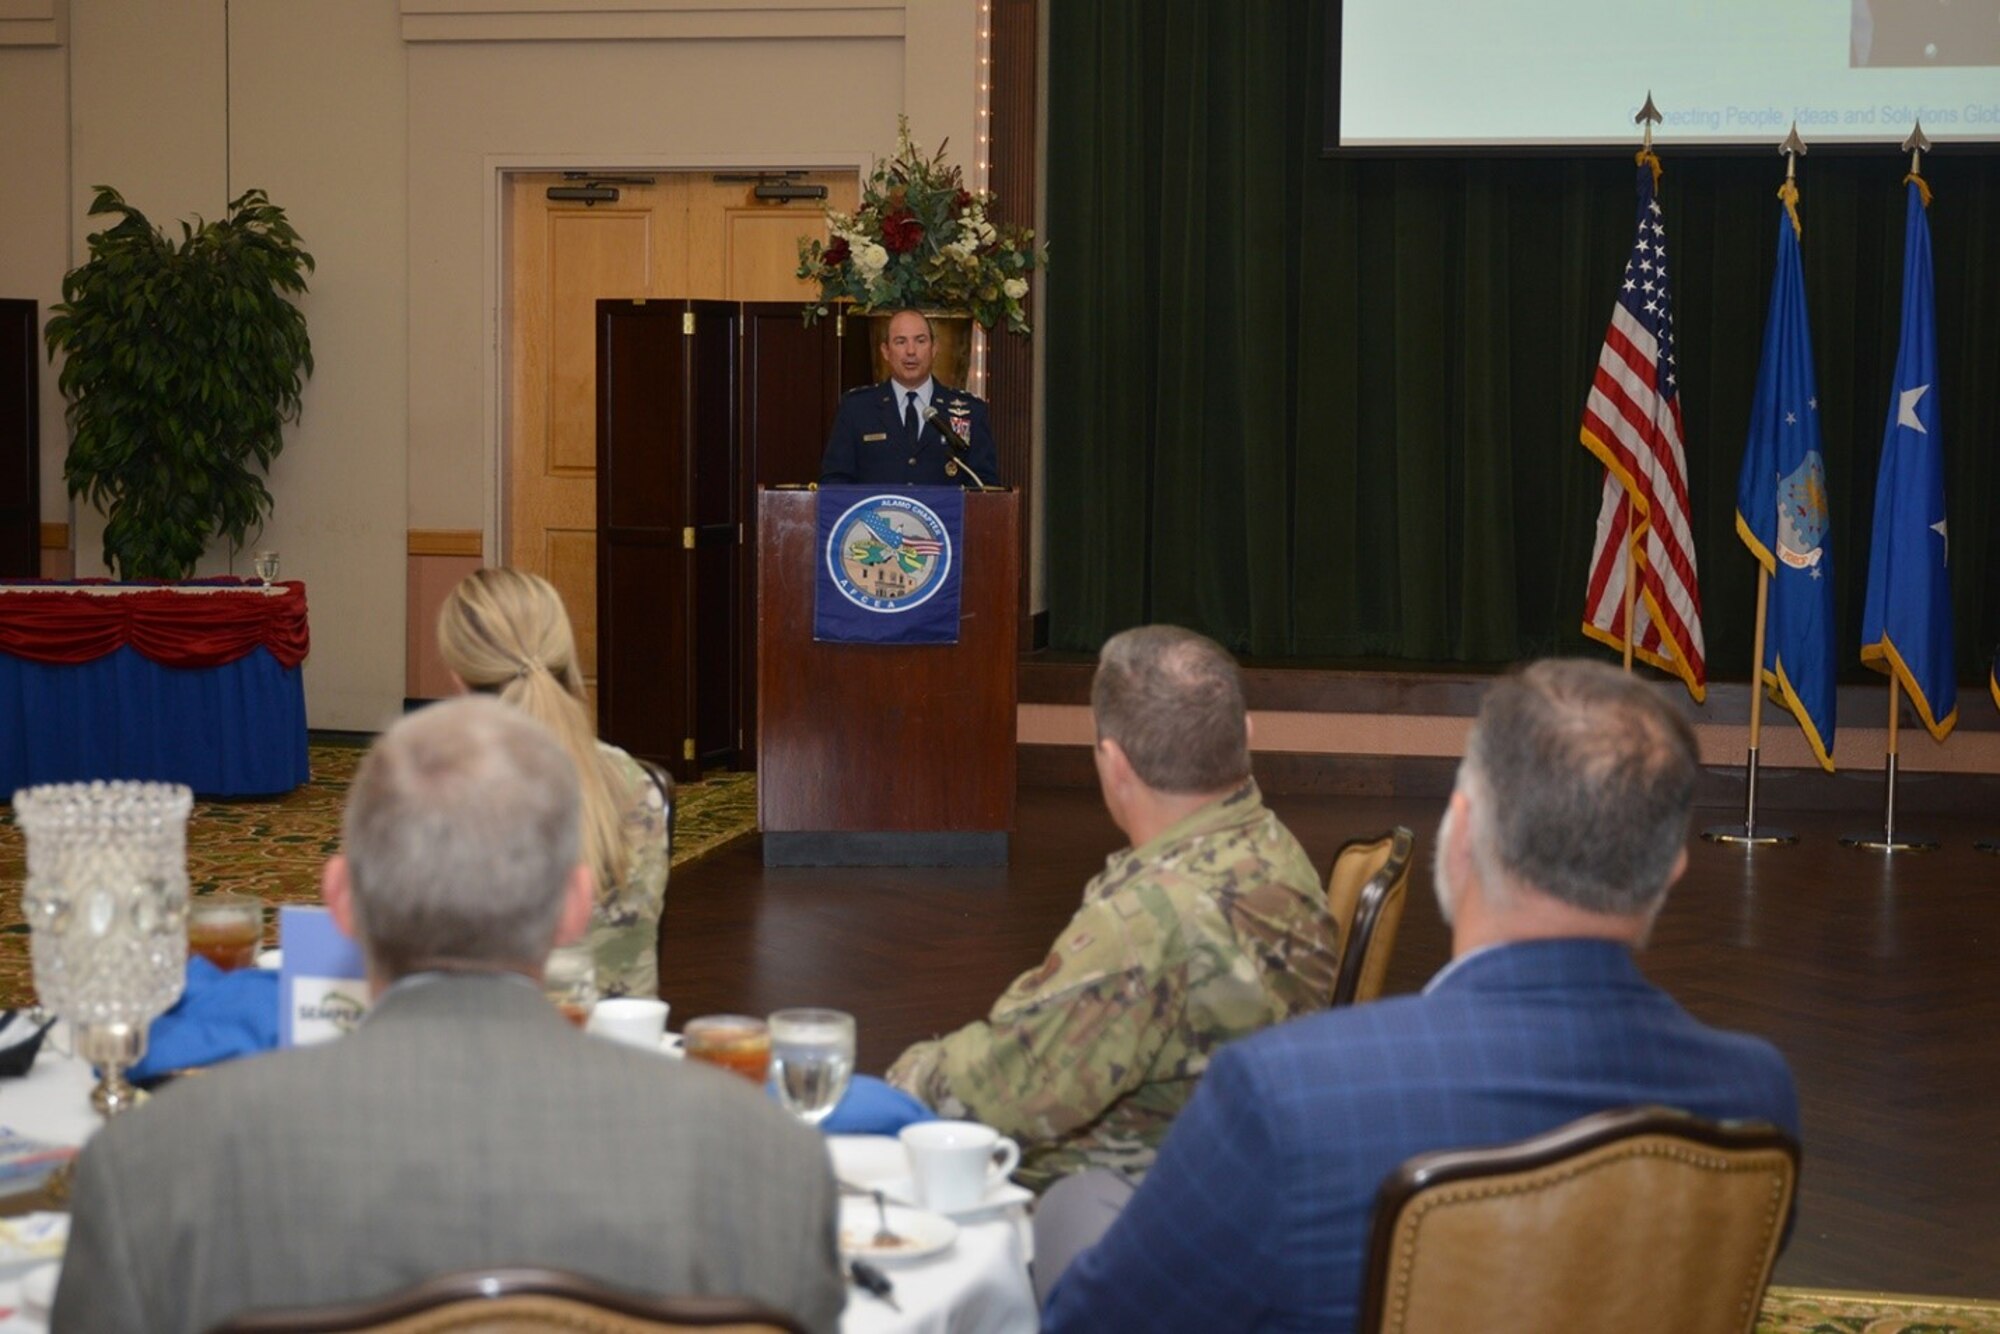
[837,1199,957,1264]
[877,1173,1033,1219]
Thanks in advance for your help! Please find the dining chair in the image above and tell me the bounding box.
[212,1266,809,1334]
[1356,1105,1800,1334]
[1328,825,1414,1006]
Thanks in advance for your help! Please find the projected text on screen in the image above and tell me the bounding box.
[1339,1,2000,148]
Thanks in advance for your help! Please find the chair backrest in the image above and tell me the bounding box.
[1330,825,1414,1006]
[1357,1106,1800,1334]
[213,1268,808,1334]
[634,755,677,861]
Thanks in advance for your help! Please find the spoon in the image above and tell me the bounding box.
[871,1189,903,1247]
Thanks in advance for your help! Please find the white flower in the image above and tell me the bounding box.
[972,220,998,247]
[945,237,979,260]
[1003,277,1028,300]
[854,242,890,277]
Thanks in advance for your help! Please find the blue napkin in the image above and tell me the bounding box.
[130,957,280,1082]
[818,1074,937,1135]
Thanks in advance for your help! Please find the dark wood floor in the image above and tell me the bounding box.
[659,786,2000,1296]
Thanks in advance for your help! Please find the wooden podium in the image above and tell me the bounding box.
[756,487,1018,866]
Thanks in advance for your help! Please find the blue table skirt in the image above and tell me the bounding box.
[1,645,309,799]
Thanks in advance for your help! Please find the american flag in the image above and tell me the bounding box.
[1580,154,1707,702]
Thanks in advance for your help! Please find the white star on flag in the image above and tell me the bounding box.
[1898,384,1930,433]
[1932,518,1948,564]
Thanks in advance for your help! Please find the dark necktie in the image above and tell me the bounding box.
[905,391,920,441]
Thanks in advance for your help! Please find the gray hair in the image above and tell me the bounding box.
[342,696,581,978]
[1091,625,1251,794]
[1462,659,1698,916]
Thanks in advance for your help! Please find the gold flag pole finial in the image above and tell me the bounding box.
[1778,123,1807,235]
[1902,119,1932,174]
[1780,122,1807,179]
[1634,92,1663,182]
[1902,121,1934,205]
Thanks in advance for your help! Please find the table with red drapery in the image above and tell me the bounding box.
[0,579,310,798]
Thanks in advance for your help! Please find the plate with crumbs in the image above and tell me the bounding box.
[837,1198,957,1264]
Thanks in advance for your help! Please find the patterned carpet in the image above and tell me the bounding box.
[0,745,758,1008]
[1759,1286,2000,1332]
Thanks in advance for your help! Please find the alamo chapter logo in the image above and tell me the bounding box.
[826,494,952,612]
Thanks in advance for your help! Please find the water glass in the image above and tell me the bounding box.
[251,550,280,587]
[768,1008,856,1125]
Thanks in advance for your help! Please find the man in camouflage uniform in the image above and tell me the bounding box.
[886,625,1339,1204]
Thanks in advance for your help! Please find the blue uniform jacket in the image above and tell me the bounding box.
[1045,938,1800,1333]
[818,380,1000,487]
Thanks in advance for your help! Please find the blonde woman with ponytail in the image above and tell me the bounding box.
[437,568,669,998]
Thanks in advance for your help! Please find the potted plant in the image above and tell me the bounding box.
[45,186,314,581]
[797,119,1041,382]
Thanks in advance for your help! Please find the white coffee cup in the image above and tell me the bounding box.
[899,1120,1022,1212]
[587,998,670,1050]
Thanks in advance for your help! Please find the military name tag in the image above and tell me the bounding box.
[862,432,889,442]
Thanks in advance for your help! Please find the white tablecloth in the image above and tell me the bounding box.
[0,1047,1037,1334]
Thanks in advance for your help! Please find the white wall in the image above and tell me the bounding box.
[17,0,985,730]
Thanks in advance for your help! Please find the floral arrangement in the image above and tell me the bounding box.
[797,118,1041,333]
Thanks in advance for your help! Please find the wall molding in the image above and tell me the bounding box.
[0,0,59,48]
[400,1,903,43]
[407,528,484,558]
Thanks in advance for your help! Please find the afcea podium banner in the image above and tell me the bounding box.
[814,487,965,646]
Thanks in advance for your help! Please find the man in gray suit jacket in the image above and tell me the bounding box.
[54,697,845,1334]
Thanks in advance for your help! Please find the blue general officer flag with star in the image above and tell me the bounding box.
[1735,180,1836,771]
[1859,175,1956,739]
[814,486,964,645]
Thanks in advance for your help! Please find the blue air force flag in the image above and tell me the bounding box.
[1859,177,1956,739]
[1735,183,1837,771]
[814,487,964,645]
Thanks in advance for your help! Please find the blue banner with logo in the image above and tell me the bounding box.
[814,486,964,645]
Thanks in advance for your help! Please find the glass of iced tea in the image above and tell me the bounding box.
[542,944,598,1027]
[186,893,265,971]
[682,1015,772,1084]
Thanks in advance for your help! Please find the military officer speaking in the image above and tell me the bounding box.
[819,308,1001,487]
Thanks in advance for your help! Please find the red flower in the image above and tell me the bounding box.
[879,209,925,254]
[954,189,974,214]
[821,237,851,270]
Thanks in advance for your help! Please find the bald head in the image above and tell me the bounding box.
[1461,659,1699,916]
[339,696,582,979]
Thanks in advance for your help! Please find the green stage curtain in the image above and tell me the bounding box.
[1046,0,2000,681]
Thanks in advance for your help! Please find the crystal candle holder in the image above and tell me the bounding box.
[13,781,193,1117]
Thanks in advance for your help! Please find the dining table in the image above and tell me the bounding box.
[0,1033,1039,1334]
[0,578,311,798]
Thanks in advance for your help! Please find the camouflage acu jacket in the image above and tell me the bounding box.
[886,780,1338,1190]
[588,743,670,1000]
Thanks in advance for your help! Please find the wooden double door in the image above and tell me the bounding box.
[504,169,857,723]
[594,301,873,781]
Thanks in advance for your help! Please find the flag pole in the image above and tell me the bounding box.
[1843,123,1939,855]
[1704,128,1800,848]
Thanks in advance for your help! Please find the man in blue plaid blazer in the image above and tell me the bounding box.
[1044,659,1799,1333]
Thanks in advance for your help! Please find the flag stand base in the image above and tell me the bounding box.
[1702,824,1797,847]
[1840,831,1939,853]
[1840,754,1937,853]
[1700,746,1795,846]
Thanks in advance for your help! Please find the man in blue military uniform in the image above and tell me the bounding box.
[820,308,1000,487]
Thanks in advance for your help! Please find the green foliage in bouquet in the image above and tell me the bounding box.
[45,186,315,580]
[797,118,1041,333]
